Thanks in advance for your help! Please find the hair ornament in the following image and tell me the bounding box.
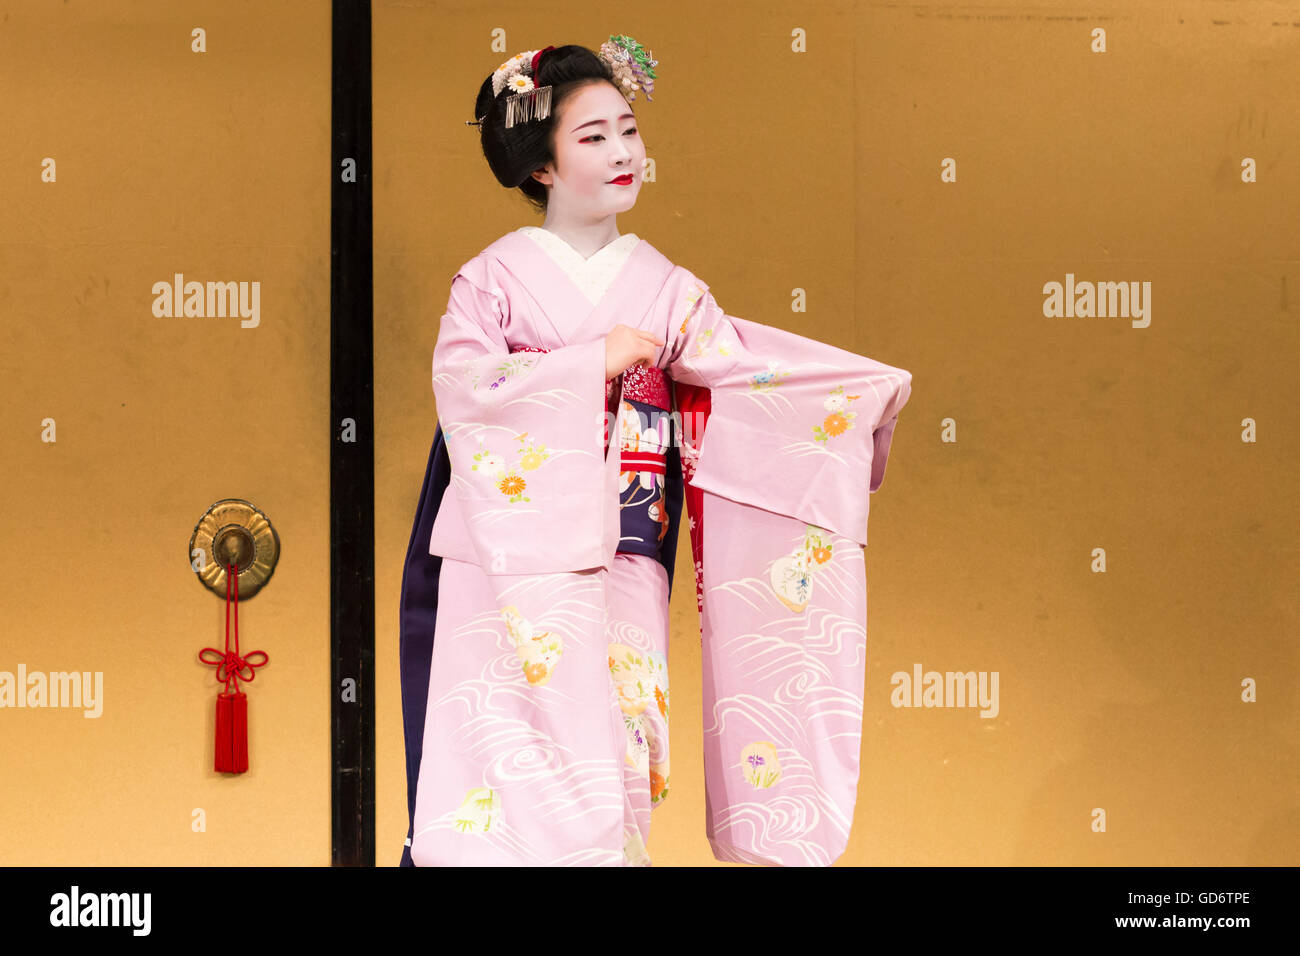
[599,34,658,103]
[465,34,659,129]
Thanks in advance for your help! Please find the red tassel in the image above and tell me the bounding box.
[215,690,249,773]
[200,560,266,774]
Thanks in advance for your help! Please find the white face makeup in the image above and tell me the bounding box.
[530,80,646,222]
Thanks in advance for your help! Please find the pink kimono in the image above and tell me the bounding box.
[399,226,912,866]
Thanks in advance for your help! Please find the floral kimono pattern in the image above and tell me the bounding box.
[399,227,912,866]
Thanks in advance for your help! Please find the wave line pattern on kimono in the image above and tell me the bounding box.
[660,266,912,865]
[409,551,670,866]
[409,237,682,866]
[402,231,911,867]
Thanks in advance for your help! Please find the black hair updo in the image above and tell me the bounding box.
[473,45,619,214]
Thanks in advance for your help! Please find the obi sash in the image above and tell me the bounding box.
[512,345,673,563]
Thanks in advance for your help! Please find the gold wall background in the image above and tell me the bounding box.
[0,3,332,864]
[378,0,1299,865]
[1,0,1295,866]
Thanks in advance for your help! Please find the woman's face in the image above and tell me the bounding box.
[531,80,645,219]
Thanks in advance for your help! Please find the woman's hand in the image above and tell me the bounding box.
[604,324,665,381]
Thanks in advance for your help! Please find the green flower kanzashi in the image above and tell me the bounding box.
[602,35,658,101]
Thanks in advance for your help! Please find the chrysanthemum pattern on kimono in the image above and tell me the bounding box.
[608,641,670,807]
[412,553,670,866]
[404,228,912,867]
[470,433,552,504]
[664,267,912,865]
[812,385,860,443]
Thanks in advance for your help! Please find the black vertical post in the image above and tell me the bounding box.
[331,0,374,866]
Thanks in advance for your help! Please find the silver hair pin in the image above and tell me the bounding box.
[504,85,552,129]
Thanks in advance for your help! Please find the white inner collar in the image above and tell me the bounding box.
[517,227,640,306]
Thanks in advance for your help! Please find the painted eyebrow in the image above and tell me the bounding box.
[570,113,636,133]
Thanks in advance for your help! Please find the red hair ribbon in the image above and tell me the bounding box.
[531,45,555,77]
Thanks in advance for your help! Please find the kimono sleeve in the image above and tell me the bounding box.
[431,267,611,575]
[663,278,912,866]
[666,284,912,546]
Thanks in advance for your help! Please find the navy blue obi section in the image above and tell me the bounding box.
[614,396,676,562]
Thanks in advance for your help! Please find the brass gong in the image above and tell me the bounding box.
[190,499,280,598]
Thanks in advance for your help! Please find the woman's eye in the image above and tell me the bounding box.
[582,128,637,143]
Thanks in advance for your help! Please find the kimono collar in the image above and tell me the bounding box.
[491,229,671,345]
[516,227,641,307]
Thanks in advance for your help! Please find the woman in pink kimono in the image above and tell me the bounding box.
[399,37,913,866]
